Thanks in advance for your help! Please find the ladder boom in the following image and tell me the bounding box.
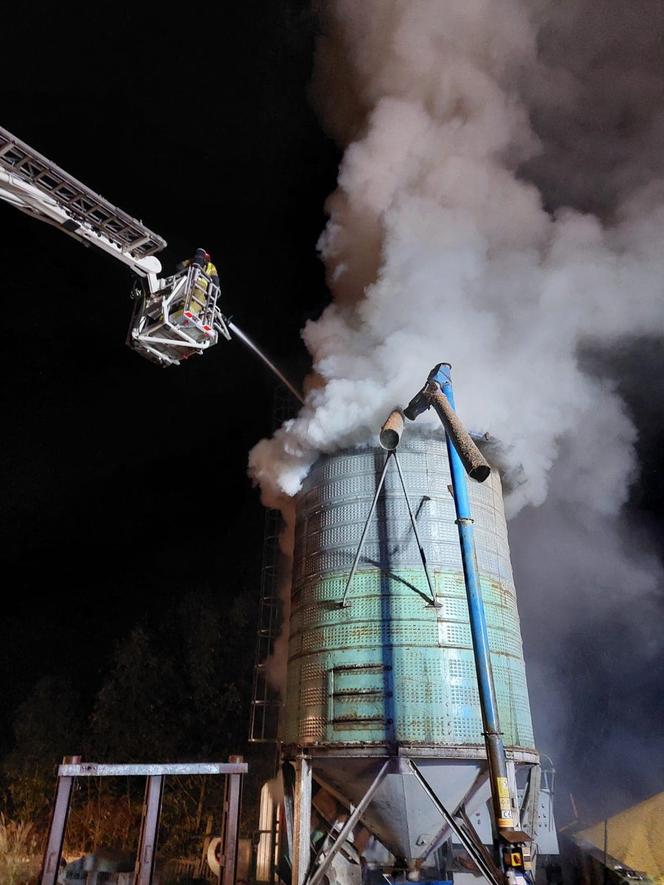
[0,125,165,276]
[0,124,305,395]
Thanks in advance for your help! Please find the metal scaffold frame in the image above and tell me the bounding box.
[39,756,247,885]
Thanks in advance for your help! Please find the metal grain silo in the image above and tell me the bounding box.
[280,432,539,878]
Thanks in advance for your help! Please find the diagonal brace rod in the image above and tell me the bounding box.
[408,761,504,885]
[417,770,490,863]
[339,454,393,606]
[308,760,390,885]
[392,452,438,606]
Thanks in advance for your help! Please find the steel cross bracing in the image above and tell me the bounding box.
[306,761,391,885]
[296,759,505,885]
[0,125,165,269]
[407,760,506,885]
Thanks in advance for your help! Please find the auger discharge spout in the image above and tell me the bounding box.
[404,363,491,482]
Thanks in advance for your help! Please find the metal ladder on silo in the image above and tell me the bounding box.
[249,505,284,743]
[249,388,300,744]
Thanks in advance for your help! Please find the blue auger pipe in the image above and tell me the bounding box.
[405,363,515,836]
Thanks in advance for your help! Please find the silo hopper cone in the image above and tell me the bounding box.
[315,756,486,861]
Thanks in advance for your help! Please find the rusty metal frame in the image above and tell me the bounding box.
[39,758,248,885]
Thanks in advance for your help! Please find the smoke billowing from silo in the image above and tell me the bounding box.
[250,1,664,818]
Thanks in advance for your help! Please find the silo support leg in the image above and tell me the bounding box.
[520,764,541,838]
[308,760,390,885]
[281,762,296,864]
[506,760,522,830]
[292,756,313,885]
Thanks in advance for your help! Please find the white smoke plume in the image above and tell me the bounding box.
[250,0,664,817]
[250,1,664,516]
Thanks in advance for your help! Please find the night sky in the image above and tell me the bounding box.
[0,2,337,748]
[1,0,664,833]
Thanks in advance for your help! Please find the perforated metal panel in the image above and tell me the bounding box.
[283,435,535,752]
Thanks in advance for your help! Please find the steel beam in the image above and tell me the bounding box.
[58,761,248,777]
[221,755,244,885]
[291,756,313,885]
[133,774,164,885]
[40,755,80,885]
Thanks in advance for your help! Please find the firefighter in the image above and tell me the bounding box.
[191,247,219,285]
[174,247,219,320]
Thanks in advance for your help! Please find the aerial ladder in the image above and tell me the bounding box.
[0,125,303,400]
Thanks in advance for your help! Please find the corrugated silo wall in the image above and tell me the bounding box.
[282,434,535,754]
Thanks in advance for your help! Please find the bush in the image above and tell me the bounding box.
[0,814,41,885]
